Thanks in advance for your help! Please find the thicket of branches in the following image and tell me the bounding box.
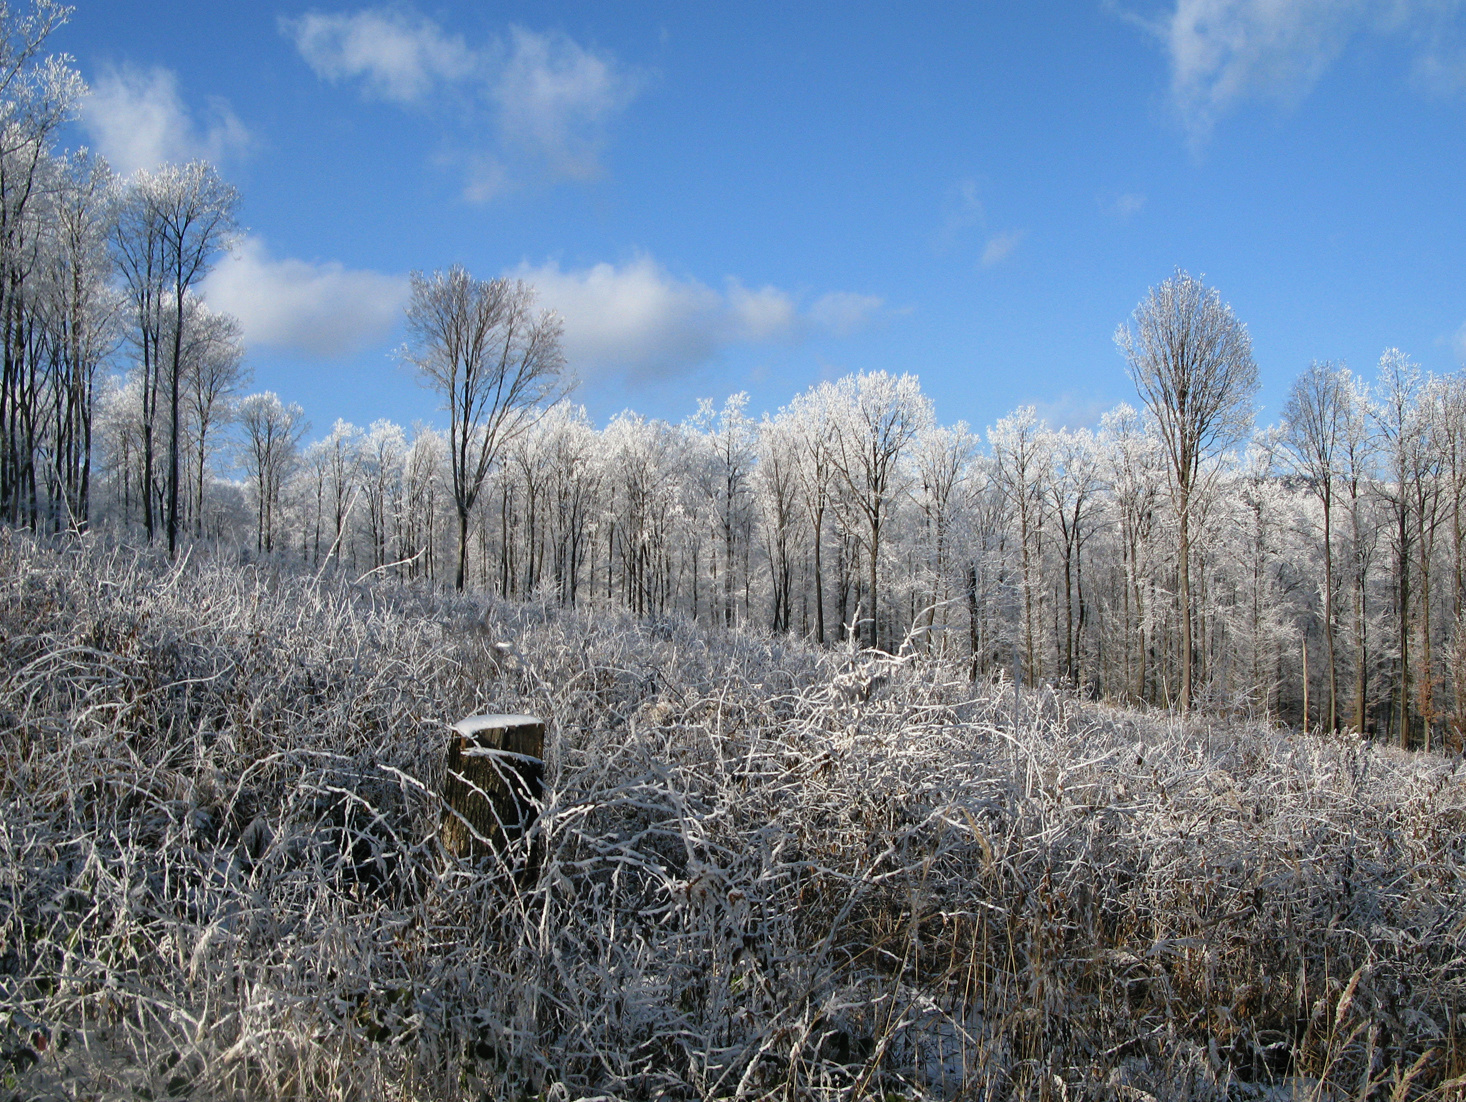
[2,529,1464,1100]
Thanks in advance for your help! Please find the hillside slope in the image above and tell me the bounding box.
[1,531,1463,1101]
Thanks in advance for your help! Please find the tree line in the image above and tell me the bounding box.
[94,339,1466,753]
[7,3,1466,748]
[1,3,241,553]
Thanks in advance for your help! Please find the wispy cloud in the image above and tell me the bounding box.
[981,229,1026,268]
[493,26,640,183]
[1031,390,1116,431]
[513,254,883,380]
[934,177,1026,268]
[285,8,476,103]
[1103,191,1148,220]
[934,177,986,253]
[283,7,641,199]
[1127,0,1465,143]
[808,291,885,338]
[81,64,251,177]
[1452,319,1466,362]
[201,237,408,360]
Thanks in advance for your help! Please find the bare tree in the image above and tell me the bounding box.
[989,406,1050,684]
[237,391,306,554]
[149,163,238,557]
[1336,373,1377,734]
[782,382,838,644]
[1046,426,1101,686]
[827,371,932,651]
[39,150,120,530]
[0,0,84,527]
[756,412,801,633]
[1116,270,1257,711]
[173,296,246,537]
[1283,360,1351,731]
[912,421,977,655]
[403,267,564,591]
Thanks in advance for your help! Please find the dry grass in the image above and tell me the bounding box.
[1,528,1464,1101]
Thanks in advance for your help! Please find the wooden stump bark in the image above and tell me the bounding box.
[440,714,544,860]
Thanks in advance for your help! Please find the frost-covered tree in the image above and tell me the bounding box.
[1372,349,1438,746]
[149,163,237,557]
[1099,404,1164,704]
[237,391,306,554]
[781,381,839,643]
[990,406,1051,684]
[170,296,245,538]
[0,1,85,527]
[1283,360,1355,731]
[827,371,932,650]
[690,393,756,627]
[360,419,406,570]
[1116,270,1257,711]
[35,150,120,530]
[401,424,445,581]
[755,412,801,633]
[912,421,976,654]
[1046,426,1101,685]
[115,163,238,555]
[402,267,565,591]
[1335,371,1378,734]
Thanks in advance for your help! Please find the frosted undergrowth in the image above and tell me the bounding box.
[1,529,1464,1101]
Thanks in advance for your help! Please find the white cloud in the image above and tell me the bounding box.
[513,255,883,379]
[1136,0,1464,140]
[809,291,884,338]
[517,256,723,377]
[726,280,798,341]
[82,64,251,177]
[494,26,641,181]
[1105,191,1148,219]
[981,229,1026,268]
[201,236,408,360]
[283,7,639,197]
[282,9,476,103]
[1453,319,1466,361]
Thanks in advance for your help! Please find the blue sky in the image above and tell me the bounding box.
[53,1,1466,438]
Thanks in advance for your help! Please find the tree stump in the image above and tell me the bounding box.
[440,714,544,860]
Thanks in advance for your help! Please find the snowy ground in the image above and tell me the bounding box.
[1,530,1463,1100]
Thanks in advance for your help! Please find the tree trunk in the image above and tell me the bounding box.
[1179,490,1193,712]
[1323,492,1337,731]
[441,714,544,862]
[1419,523,1433,748]
[813,503,825,645]
[456,505,470,592]
[868,512,880,650]
[1398,504,1411,748]
[167,293,183,558]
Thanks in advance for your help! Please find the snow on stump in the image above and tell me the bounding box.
[440,714,544,860]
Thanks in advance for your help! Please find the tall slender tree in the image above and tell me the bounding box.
[402,267,565,591]
[1283,360,1352,731]
[1116,270,1257,711]
[827,371,932,651]
[237,391,306,554]
[149,162,237,557]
